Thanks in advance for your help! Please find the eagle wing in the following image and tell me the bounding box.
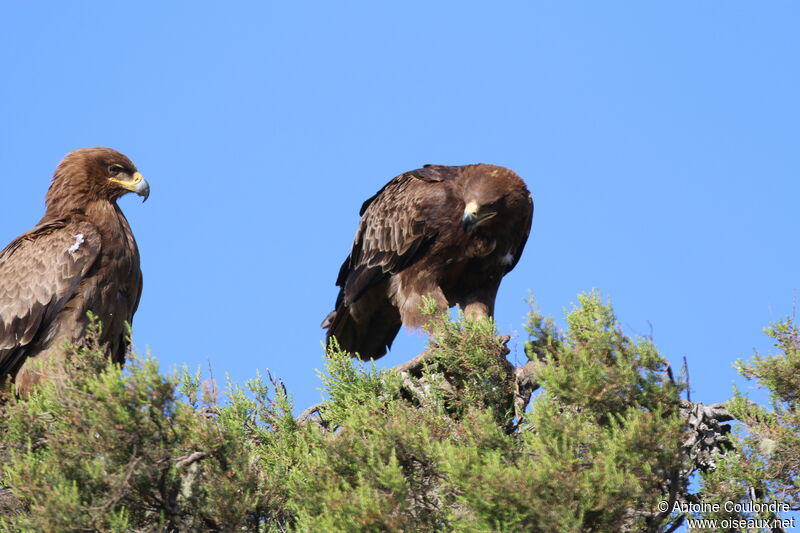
[0,220,101,376]
[505,192,534,273]
[336,165,457,306]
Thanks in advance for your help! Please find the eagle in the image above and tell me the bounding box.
[0,147,149,395]
[323,163,533,360]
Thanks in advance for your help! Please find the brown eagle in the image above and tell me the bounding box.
[323,163,533,360]
[0,147,149,394]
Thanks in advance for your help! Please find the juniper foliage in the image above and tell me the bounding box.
[0,294,794,532]
[699,316,800,528]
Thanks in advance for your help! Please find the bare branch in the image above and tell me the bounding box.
[297,403,323,424]
[174,451,208,470]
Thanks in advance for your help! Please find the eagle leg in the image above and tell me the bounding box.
[464,301,491,321]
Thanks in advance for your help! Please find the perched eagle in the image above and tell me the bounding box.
[0,147,149,394]
[323,163,533,360]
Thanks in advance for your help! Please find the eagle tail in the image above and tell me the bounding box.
[323,305,400,361]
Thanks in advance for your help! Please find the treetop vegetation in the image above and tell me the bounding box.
[0,291,796,532]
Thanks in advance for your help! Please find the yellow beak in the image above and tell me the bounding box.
[462,200,496,231]
[110,172,150,202]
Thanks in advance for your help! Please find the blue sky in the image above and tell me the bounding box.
[0,2,797,420]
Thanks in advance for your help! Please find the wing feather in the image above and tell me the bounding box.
[0,220,101,375]
[337,165,457,305]
[505,191,534,273]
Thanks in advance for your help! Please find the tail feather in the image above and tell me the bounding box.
[323,303,400,361]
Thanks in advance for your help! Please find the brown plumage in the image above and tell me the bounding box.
[323,163,533,360]
[0,147,149,394]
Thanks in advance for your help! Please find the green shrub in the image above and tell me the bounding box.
[0,293,794,532]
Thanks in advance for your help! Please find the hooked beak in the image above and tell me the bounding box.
[461,200,496,232]
[110,172,150,202]
[462,212,477,232]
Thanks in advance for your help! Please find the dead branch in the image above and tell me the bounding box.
[679,400,733,473]
[297,403,323,424]
[174,451,208,470]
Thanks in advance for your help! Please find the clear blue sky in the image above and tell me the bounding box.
[0,2,797,418]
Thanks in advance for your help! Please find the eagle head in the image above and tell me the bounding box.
[46,147,150,213]
[460,165,530,233]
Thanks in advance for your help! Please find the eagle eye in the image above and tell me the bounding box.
[108,164,125,177]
